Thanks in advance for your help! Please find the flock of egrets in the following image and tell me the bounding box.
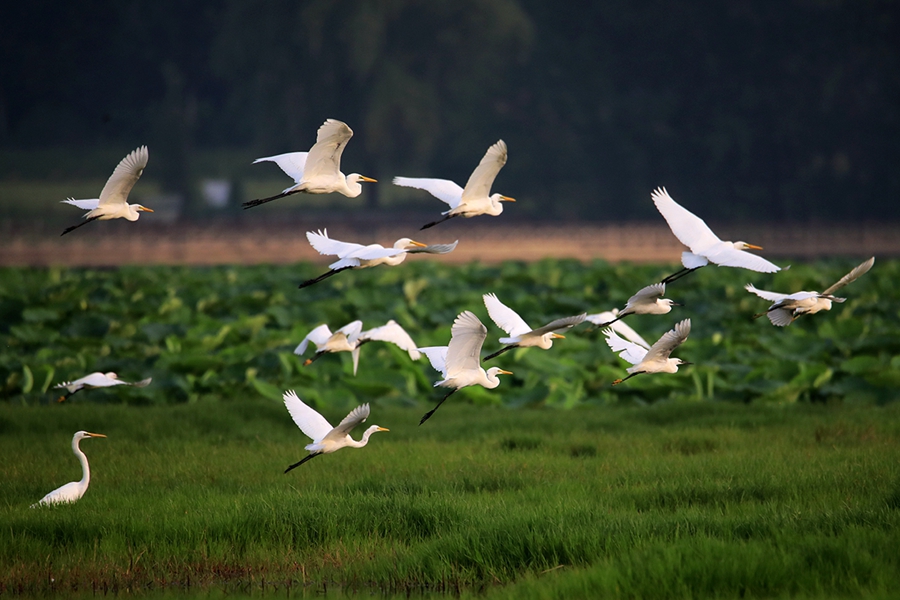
[37,118,874,506]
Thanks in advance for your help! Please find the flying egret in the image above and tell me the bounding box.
[590,283,680,327]
[54,372,152,402]
[61,146,152,235]
[604,318,692,385]
[481,293,586,361]
[746,256,875,326]
[651,187,781,283]
[418,311,512,425]
[299,229,458,288]
[393,140,515,230]
[294,319,421,375]
[282,390,388,472]
[32,431,107,506]
[585,309,652,348]
[243,119,376,209]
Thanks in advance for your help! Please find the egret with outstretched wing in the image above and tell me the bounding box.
[605,319,692,385]
[394,140,515,229]
[591,283,680,327]
[54,372,152,402]
[282,391,388,472]
[481,293,585,361]
[244,119,376,208]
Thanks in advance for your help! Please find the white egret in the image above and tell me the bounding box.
[243,119,376,209]
[604,318,692,385]
[300,229,458,288]
[54,372,152,402]
[61,146,151,235]
[585,309,653,348]
[282,390,388,472]
[590,283,680,327]
[651,187,781,283]
[481,293,586,361]
[32,431,107,506]
[418,311,512,425]
[393,140,515,230]
[746,256,874,326]
[294,319,421,375]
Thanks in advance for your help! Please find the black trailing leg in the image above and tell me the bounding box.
[303,352,327,367]
[420,213,460,230]
[60,216,101,236]
[298,267,353,289]
[660,266,701,285]
[419,388,458,425]
[482,344,518,362]
[284,452,321,473]
[242,190,298,209]
[612,371,644,386]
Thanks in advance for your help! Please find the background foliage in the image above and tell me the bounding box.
[1,1,897,221]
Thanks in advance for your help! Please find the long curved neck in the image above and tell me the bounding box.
[347,428,377,449]
[483,371,502,389]
[342,175,363,198]
[73,438,90,487]
[382,253,408,266]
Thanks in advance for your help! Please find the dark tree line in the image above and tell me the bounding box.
[1,0,897,221]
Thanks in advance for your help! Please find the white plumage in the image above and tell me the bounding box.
[54,372,152,402]
[590,283,679,327]
[244,119,376,208]
[605,318,692,385]
[294,319,421,375]
[32,431,106,507]
[481,293,586,360]
[394,140,515,229]
[282,390,388,472]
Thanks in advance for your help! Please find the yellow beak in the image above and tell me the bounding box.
[500,196,516,202]
[87,432,107,438]
[551,333,565,339]
[499,369,514,375]
[409,240,428,248]
[746,244,763,250]
[359,176,378,183]
[139,207,154,212]
[377,427,390,432]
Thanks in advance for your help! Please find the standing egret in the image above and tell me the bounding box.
[294,319,421,375]
[32,431,107,506]
[299,229,458,288]
[282,390,388,472]
[651,187,781,283]
[61,146,151,235]
[585,309,653,348]
[54,372,152,402]
[590,283,680,327]
[393,140,515,230]
[418,311,512,425]
[604,319,692,385]
[746,256,874,326]
[243,119,376,209]
[481,293,586,361]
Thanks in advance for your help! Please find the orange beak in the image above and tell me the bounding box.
[746,244,762,250]
[500,196,516,202]
[359,176,377,183]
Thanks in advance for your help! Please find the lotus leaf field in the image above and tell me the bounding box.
[2,258,899,599]
[1,258,898,408]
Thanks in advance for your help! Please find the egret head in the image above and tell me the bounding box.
[344,174,377,198]
[104,372,118,380]
[734,241,762,251]
[674,358,692,369]
[394,238,428,250]
[135,205,154,213]
[487,194,515,215]
[362,425,390,441]
[487,367,513,379]
[74,431,107,442]
[660,298,681,312]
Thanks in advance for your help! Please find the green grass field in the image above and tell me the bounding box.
[2,401,899,598]
[2,259,899,597]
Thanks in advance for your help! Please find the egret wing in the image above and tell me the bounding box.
[393,177,464,208]
[651,187,720,252]
[361,320,421,360]
[324,403,370,442]
[644,319,691,363]
[587,310,652,348]
[528,313,587,337]
[62,198,100,210]
[406,240,459,255]
[418,346,449,378]
[627,283,666,307]
[745,284,817,304]
[253,152,309,183]
[79,373,124,388]
[446,311,487,375]
[603,328,648,365]
[705,246,781,273]
[483,293,532,337]
[283,390,334,441]
[337,320,364,344]
[461,140,507,201]
[821,257,875,296]
[303,119,353,180]
[98,146,148,206]
[767,308,795,327]
[306,229,365,258]
[294,324,333,355]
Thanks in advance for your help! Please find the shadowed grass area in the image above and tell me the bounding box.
[2,401,899,598]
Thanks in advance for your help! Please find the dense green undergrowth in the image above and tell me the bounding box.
[2,259,898,409]
[2,401,899,598]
